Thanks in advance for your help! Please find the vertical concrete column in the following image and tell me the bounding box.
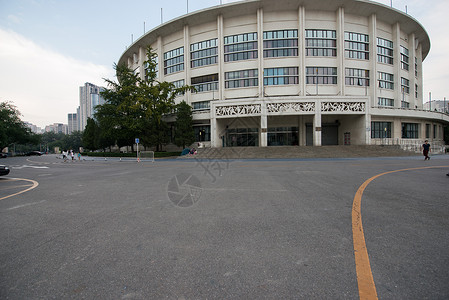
[257,8,264,98]
[337,7,345,96]
[217,15,224,101]
[184,25,191,104]
[298,116,305,146]
[260,100,267,147]
[157,36,163,82]
[314,99,322,146]
[210,104,218,147]
[409,33,416,108]
[365,100,371,144]
[257,8,266,147]
[139,46,146,81]
[393,22,402,109]
[298,6,306,96]
[368,14,377,107]
[416,42,424,109]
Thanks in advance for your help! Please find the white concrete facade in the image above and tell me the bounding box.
[119,0,449,148]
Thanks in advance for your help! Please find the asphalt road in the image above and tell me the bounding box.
[0,154,448,299]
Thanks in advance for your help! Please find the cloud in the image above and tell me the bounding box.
[7,14,22,24]
[0,28,114,128]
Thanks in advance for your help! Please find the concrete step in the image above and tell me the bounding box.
[183,145,419,159]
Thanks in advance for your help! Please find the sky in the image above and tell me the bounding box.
[0,0,448,128]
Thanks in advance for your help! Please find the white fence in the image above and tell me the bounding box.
[371,138,447,154]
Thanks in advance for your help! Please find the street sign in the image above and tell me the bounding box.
[135,138,139,144]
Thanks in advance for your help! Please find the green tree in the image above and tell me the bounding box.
[174,101,195,149]
[97,46,191,152]
[0,101,34,150]
[99,63,143,150]
[82,118,99,151]
[139,47,191,151]
[62,131,83,151]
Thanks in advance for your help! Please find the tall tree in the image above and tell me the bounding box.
[139,47,191,151]
[96,46,191,151]
[99,63,143,150]
[0,101,34,150]
[174,101,195,149]
[82,118,99,151]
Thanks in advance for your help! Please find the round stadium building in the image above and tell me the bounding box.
[119,0,449,150]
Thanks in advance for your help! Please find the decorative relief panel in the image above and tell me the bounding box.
[215,104,261,116]
[321,102,365,112]
[267,102,315,113]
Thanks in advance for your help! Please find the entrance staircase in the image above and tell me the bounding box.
[186,145,419,159]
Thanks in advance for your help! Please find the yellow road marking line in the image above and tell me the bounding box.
[0,184,34,191]
[0,178,39,201]
[352,165,449,300]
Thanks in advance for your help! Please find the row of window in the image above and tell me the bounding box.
[162,30,415,75]
[371,122,427,139]
[185,122,431,142]
[182,68,415,92]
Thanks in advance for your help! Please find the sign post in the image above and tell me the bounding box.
[135,138,140,162]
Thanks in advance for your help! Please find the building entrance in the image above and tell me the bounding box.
[267,127,299,146]
[225,128,259,147]
[306,123,339,146]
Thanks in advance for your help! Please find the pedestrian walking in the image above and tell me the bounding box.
[422,140,431,160]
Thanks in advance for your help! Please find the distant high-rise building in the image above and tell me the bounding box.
[76,106,81,131]
[79,82,104,131]
[45,123,68,134]
[68,113,77,134]
[24,122,43,134]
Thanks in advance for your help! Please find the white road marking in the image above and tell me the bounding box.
[13,165,49,169]
[7,200,46,211]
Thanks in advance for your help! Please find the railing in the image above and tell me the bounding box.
[371,138,447,154]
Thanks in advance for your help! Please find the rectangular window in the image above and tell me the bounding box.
[415,84,418,98]
[400,46,409,71]
[170,79,185,97]
[194,125,211,142]
[378,97,394,107]
[224,32,258,62]
[267,127,299,146]
[415,57,418,77]
[401,77,410,94]
[263,30,298,58]
[263,67,298,86]
[225,69,258,89]
[306,67,337,84]
[305,30,337,57]
[190,38,218,68]
[378,72,394,90]
[433,125,437,139]
[371,122,392,138]
[401,123,419,139]
[426,124,431,139]
[344,32,369,60]
[345,68,369,86]
[377,37,393,65]
[191,74,218,93]
[164,47,184,75]
[192,101,210,111]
